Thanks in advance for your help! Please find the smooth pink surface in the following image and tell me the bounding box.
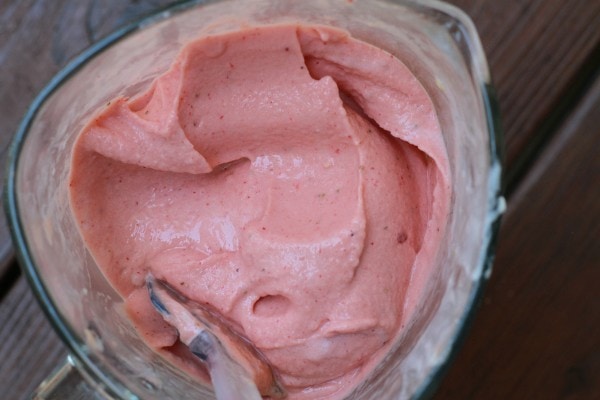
[69,24,450,399]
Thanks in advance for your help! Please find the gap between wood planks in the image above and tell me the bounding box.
[503,42,600,197]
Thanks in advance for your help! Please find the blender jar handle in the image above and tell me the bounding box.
[32,355,113,400]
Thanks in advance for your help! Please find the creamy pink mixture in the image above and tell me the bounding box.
[69,24,450,399]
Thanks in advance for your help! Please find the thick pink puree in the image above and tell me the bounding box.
[69,23,450,399]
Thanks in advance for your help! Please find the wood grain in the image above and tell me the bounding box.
[0,278,67,399]
[433,78,600,399]
[447,0,600,185]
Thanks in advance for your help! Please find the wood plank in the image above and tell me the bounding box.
[447,0,600,183]
[0,278,67,399]
[433,78,600,399]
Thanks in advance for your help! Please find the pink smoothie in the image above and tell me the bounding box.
[69,23,450,399]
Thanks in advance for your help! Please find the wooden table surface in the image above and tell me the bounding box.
[1,0,598,399]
